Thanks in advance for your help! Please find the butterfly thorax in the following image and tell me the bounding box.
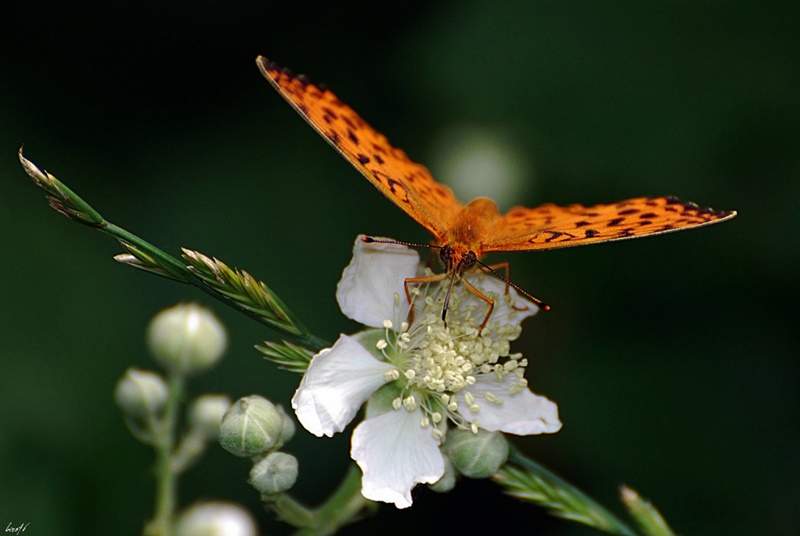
[440,197,501,274]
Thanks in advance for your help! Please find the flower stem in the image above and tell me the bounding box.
[302,464,373,535]
[145,374,184,536]
[270,464,372,535]
[270,494,315,528]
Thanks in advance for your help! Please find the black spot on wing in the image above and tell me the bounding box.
[371,170,410,204]
[387,179,406,199]
[538,230,577,243]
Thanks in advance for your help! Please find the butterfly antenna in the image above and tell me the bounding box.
[474,259,551,311]
[361,236,442,250]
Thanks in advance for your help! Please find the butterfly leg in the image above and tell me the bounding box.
[482,261,530,312]
[461,277,494,332]
[404,272,447,327]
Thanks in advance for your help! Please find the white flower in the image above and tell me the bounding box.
[292,236,561,508]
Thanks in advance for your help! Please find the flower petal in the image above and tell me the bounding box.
[351,409,444,508]
[336,235,420,328]
[458,374,561,435]
[292,335,392,437]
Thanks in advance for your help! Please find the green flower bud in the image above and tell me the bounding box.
[219,395,283,457]
[275,405,296,448]
[445,428,509,479]
[113,368,168,417]
[146,303,227,376]
[428,454,459,493]
[174,501,257,536]
[249,452,299,496]
[189,394,232,439]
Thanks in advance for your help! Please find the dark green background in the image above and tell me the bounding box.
[2,1,797,534]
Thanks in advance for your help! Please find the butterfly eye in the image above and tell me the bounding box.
[463,251,478,270]
[439,245,453,267]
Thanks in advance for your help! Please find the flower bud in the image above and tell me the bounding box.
[174,501,257,536]
[219,395,284,457]
[445,428,509,479]
[275,405,296,448]
[249,452,299,496]
[189,394,232,439]
[146,303,227,376]
[428,453,458,493]
[113,368,168,417]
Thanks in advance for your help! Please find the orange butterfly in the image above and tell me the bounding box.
[256,56,736,326]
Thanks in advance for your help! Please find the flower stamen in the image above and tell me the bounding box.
[379,275,534,437]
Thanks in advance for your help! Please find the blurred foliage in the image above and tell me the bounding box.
[2,1,798,534]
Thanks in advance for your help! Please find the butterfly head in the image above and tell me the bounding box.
[439,244,478,276]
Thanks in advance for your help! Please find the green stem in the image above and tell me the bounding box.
[146,374,184,536]
[303,464,372,535]
[100,221,329,349]
[101,223,193,283]
[270,494,315,528]
[271,464,371,535]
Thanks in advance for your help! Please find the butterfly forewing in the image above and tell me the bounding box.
[481,196,736,253]
[257,56,736,262]
[256,56,463,242]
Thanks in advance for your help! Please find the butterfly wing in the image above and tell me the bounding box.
[256,56,463,242]
[481,196,736,253]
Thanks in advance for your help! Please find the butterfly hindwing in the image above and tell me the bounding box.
[480,196,736,253]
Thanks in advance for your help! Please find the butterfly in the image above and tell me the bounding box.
[256,56,736,327]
